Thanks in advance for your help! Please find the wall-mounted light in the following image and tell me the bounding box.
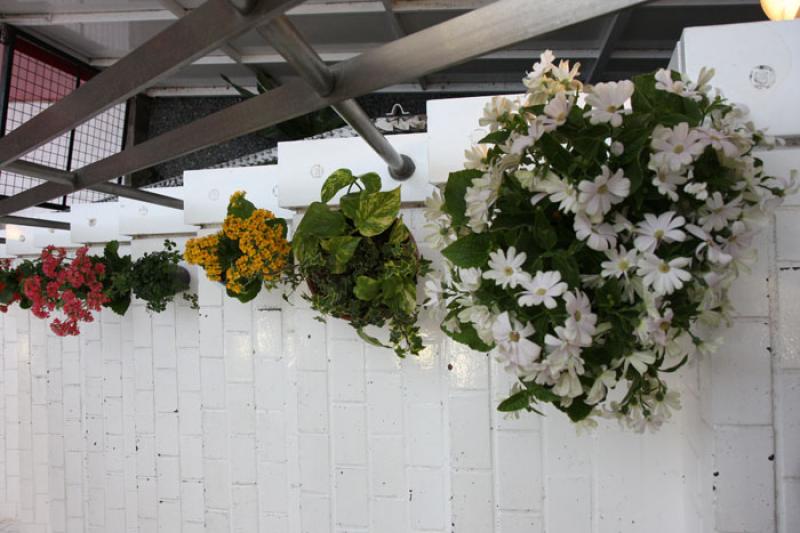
[761,0,800,20]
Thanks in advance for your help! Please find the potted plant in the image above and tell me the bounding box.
[130,240,192,313]
[290,169,431,357]
[184,191,291,303]
[425,51,797,429]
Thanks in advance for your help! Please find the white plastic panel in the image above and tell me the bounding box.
[277,133,433,208]
[678,19,800,137]
[427,94,526,186]
[119,186,198,236]
[183,165,293,225]
[5,209,72,255]
[69,202,131,244]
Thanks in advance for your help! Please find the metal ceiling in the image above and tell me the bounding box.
[0,0,768,95]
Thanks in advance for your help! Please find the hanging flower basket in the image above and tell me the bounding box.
[290,169,431,357]
[424,51,797,430]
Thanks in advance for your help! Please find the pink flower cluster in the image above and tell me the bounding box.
[22,246,109,336]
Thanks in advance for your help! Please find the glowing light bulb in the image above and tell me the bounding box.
[761,0,800,20]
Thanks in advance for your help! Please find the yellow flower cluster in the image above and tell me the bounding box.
[184,233,223,281]
[184,192,290,295]
[223,208,290,294]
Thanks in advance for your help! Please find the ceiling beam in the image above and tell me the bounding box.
[583,9,633,83]
[0,0,650,215]
[0,0,305,171]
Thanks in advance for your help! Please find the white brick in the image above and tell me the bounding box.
[778,372,800,477]
[369,499,407,533]
[205,510,230,531]
[401,346,441,404]
[447,341,489,390]
[203,411,228,460]
[364,345,400,372]
[259,461,288,514]
[230,435,257,484]
[155,413,179,456]
[497,511,543,533]
[179,391,202,436]
[781,477,800,533]
[406,404,444,467]
[204,460,231,510]
[334,468,368,527]
[180,481,205,523]
[330,340,365,402]
[299,495,331,533]
[198,309,224,358]
[332,404,367,466]
[255,358,286,410]
[157,456,180,500]
[180,436,204,480]
[366,372,402,435]
[225,332,254,383]
[253,309,282,358]
[297,371,329,433]
[294,311,327,371]
[777,208,800,261]
[778,270,800,369]
[261,514,289,533]
[200,357,226,409]
[157,500,180,533]
[223,297,252,333]
[451,471,493,533]
[496,431,542,511]
[135,435,156,477]
[450,393,491,469]
[177,348,201,392]
[714,426,775,532]
[729,232,770,317]
[543,408,591,477]
[258,411,286,463]
[227,384,256,435]
[369,436,405,498]
[299,434,330,495]
[711,321,772,425]
[546,476,591,532]
[407,468,445,530]
[134,348,154,391]
[154,369,178,413]
[231,484,259,532]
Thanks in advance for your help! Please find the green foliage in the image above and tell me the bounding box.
[441,233,491,268]
[130,240,192,313]
[101,240,134,315]
[291,170,430,357]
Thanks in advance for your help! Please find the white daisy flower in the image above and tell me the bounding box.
[650,122,707,171]
[600,247,638,279]
[586,369,617,405]
[483,246,530,289]
[522,50,556,91]
[542,92,573,128]
[699,192,742,232]
[648,160,687,201]
[720,220,756,261]
[633,211,687,253]
[685,224,732,265]
[642,307,674,347]
[423,219,456,250]
[464,144,489,170]
[697,127,740,158]
[479,96,518,131]
[623,350,656,375]
[553,369,584,399]
[637,253,692,295]
[577,166,630,216]
[424,188,446,222]
[491,312,541,377]
[455,268,482,293]
[584,80,634,127]
[563,290,597,346]
[423,274,447,307]
[684,181,709,200]
[518,270,568,309]
[536,174,579,214]
[574,214,617,252]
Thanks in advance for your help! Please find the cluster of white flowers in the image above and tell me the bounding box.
[425,51,798,431]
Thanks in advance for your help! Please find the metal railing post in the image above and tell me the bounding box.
[258,16,416,181]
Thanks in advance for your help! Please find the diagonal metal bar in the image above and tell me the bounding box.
[257,16,416,180]
[0,215,70,230]
[379,0,428,90]
[5,160,184,209]
[0,0,650,215]
[0,0,304,170]
[584,10,633,83]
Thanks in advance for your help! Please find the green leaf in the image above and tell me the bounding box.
[538,133,572,175]
[444,322,493,352]
[534,210,557,250]
[321,236,361,274]
[381,277,416,314]
[360,172,381,193]
[441,233,491,268]
[352,187,401,237]
[498,390,531,412]
[291,233,319,264]
[227,277,261,303]
[552,252,580,287]
[295,202,348,238]
[108,294,131,316]
[443,169,483,227]
[339,193,360,222]
[389,219,411,245]
[227,193,256,219]
[563,399,593,422]
[479,129,511,145]
[321,169,357,203]
[356,327,389,348]
[353,275,382,301]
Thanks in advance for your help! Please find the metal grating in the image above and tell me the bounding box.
[0,28,127,205]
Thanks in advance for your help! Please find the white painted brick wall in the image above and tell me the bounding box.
[0,202,796,533]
